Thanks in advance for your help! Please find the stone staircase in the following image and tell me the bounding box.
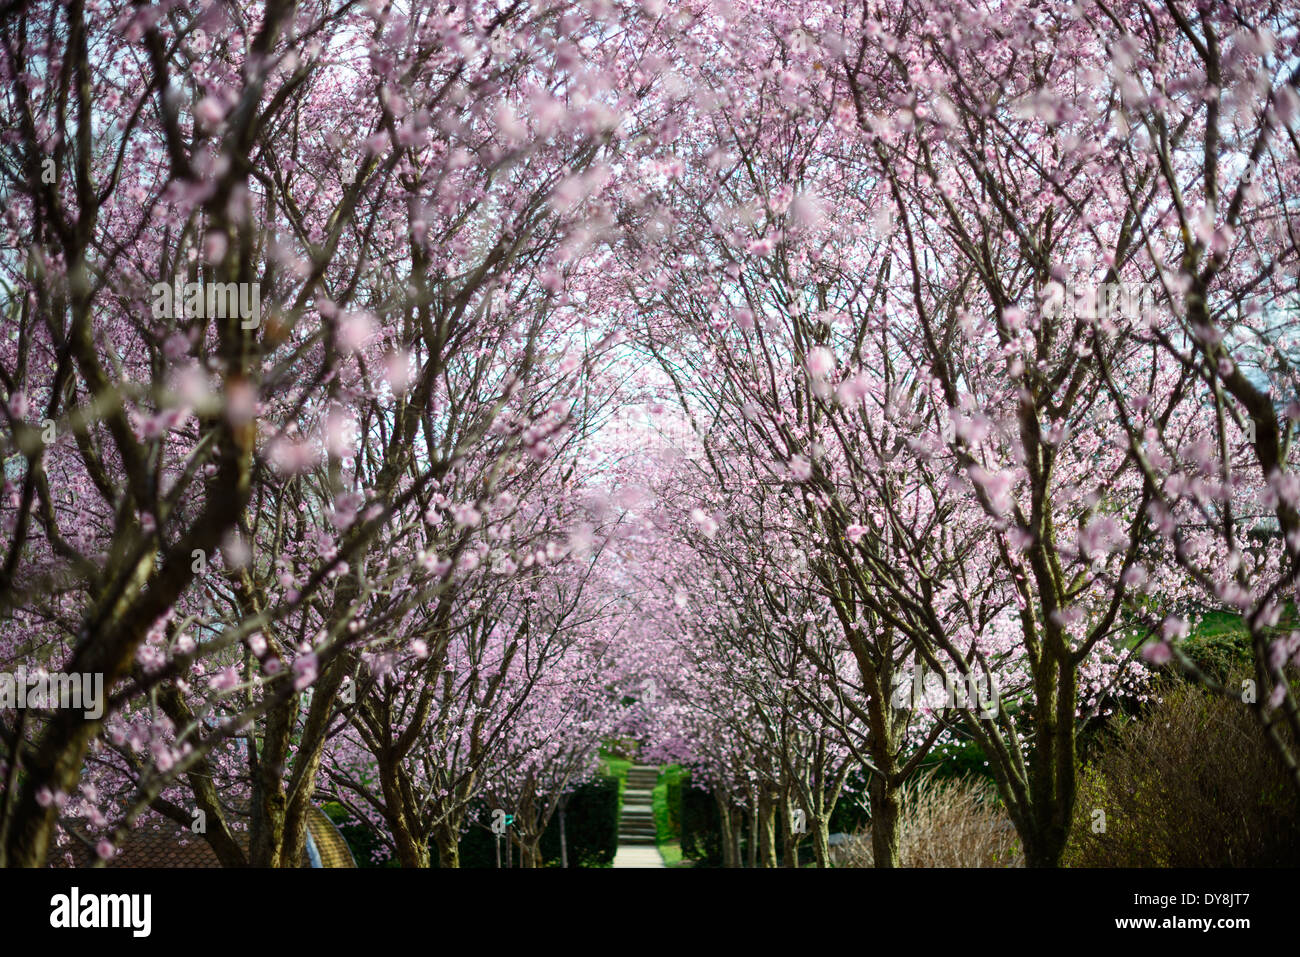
[618,765,659,846]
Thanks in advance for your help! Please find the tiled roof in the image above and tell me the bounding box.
[49,806,355,868]
[308,807,356,868]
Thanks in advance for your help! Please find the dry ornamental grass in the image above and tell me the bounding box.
[841,771,1023,868]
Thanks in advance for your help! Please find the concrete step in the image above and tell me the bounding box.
[619,766,661,849]
[612,845,664,867]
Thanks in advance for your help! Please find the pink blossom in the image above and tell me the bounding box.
[1160,616,1189,642]
[1141,641,1172,665]
[804,347,835,379]
[293,653,319,691]
[194,96,225,129]
[337,310,377,353]
[689,508,718,539]
[208,667,239,692]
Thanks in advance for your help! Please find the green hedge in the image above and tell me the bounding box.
[665,771,683,837]
[539,776,619,866]
[454,804,498,868]
[679,780,724,865]
[441,777,620,867]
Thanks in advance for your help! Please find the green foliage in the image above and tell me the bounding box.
[601,754,632,781]
[666,771,683,836]
[601,737,640,760]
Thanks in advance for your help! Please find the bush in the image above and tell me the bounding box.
[1066,678,1300,867]
[840,772,1023,867]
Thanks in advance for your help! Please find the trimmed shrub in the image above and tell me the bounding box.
[1066,678,1300,867]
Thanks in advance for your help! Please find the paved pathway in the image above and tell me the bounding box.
[612,845,665,867]
[612,764,665,868]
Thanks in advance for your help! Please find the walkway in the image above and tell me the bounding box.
[612,764,665,868]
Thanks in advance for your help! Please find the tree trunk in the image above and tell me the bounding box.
[558,802,568,868]
[869,775,901,868]
[1018,655,1074,867]
[432,821,460,868]
[730,805,744,868]
[716,793,736,868]
[758,789,778,868]
[518,836,542,868]
[746,800,758,869]
[779,793,797,868]
[811,817,831,868]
